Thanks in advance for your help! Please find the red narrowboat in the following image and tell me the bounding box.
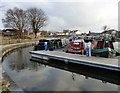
[66,39,85,54]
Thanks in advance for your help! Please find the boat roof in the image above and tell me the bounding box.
[39,38,61,42]
[41,38,60,40]
[73,39,84,42]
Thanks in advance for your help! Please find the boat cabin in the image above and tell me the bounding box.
[66,39,85,54]
[93,40,114,49]
[70,39,84,50]
[34,38,62,51]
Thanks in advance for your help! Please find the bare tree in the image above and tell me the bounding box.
[26,8,47,38]
[2,7,26,38]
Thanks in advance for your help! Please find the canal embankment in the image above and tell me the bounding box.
[1,42,35,62]
[0,42,35,92]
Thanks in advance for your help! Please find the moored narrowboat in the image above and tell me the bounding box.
[34,38,65,51]
[66,39,85,54]
[91,40,120,58]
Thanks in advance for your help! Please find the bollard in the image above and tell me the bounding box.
[44,42,48,51]
[86,42,91,57]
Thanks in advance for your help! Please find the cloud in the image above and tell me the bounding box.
[43,16,67,31]
[43,2,118,32]
[0,1,119,33]
[1,0,119,3]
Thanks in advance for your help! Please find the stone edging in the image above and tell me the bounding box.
[1,42,35,62]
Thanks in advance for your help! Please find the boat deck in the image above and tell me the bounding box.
[30,51,120,71]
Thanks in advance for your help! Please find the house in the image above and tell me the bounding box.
[39,31,49,37]
[66,30,81,36]
[75,30,81,35]
[2,29,17,36]
[63,29,81,36]
[81,33,87,36]
[22,29,29,36]
[47,32,56,36]
[0,29,2,36]
[101,29,118,37]
[101,29,117,34]
[55,32,66,36]
[88,31,100,36]
[36,31,42,36]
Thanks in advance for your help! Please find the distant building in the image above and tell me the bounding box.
[22,29,29,36]
[102,29,117,34]
[63,29,81,36]
[55,32,66,36]
[0,29,2,36]
[2,29,17,36]
[39,31,49,37]
[36,31,42,36]
[63,29,70,33]
[75,30,81,35]
[81,33,87,36]
[101,29,120,38]
[48,32,54,36]
[69,30,81,36]
[47,31,56,36]
[88,31,100,36]
[2,29,29,37]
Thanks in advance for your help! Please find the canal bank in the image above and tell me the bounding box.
[0,42,35,92]
[1,42,35,62]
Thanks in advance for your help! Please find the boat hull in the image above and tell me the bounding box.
[91,48,109,58]
[67,48,83,54]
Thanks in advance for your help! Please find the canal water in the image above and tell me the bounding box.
[2,47,119,91]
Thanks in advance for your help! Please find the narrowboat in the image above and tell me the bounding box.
[61,38,70,47]
[91,40,120,58]
[34,38,62,51]
[66,39,85,54]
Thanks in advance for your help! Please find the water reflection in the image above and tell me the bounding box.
[2,47,119,91]
[5,48,45,72]
[31,57,120,85]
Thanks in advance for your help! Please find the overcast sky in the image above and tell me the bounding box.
[0,0,119,33]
